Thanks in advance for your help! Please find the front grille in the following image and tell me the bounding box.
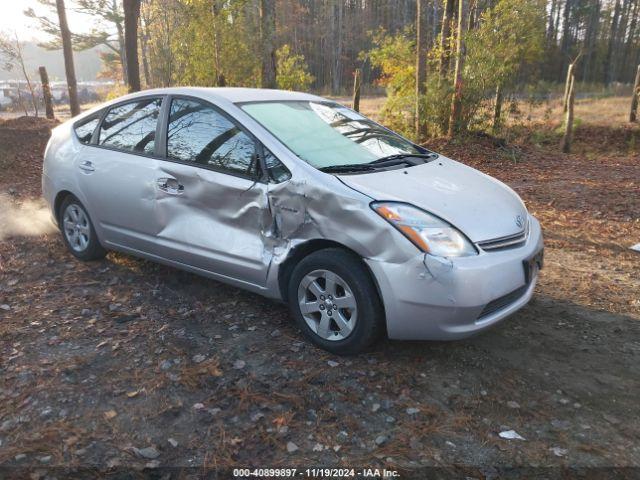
[477,284,529,319]
[477,229,527,251]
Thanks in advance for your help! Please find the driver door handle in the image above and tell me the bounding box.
[79,160,95,172]
[157,177,184,195]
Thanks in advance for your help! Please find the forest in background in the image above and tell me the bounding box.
[24,0,636,89]
[2,0,640,141]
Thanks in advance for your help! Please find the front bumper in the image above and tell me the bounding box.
[366,215,544,340]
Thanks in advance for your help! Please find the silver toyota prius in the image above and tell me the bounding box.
[42,87,543,354]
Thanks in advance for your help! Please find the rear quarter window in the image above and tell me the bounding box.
[74,117,100,144]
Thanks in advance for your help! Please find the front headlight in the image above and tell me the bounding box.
[372,202,477,257]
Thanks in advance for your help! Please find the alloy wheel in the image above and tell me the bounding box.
[297,269,358,341]
[63,203,91,252]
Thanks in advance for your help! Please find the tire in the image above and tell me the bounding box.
[287,248,384,355]
[58,195,107,261]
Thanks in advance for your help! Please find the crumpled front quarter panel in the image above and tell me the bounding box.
[264,171,420,297]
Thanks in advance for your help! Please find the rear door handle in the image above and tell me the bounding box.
[157,177,184,195]
[79,160,95,172]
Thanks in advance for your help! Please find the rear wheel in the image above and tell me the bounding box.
[59,195,106,261]
[288,248,384,355]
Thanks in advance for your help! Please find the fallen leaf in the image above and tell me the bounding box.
[499,429,526,440]
[104,410,118,420]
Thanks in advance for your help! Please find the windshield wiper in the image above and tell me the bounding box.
[318,163,376,173]
[319,152,438,174]
[370,152,438,164]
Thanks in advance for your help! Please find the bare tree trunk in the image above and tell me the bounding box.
[139,15,151,88]
[39,66,55,120]
[604,0,621,85]
[260,0,277,89]
[553,0,562,46]
[614,0,632,82]
[563,62,574,112]
[562,73,575,153]
[352,68,361,112]
[415,0,428,141]
[546,0,558,45]
[629,64,640,122]
[432,0,439,45]
[123,0,142,92]
[560,0,573,75]
[211,0,224,86]
[55,0,80,117]
[439,0,456,79]
[447,0,465,137]
[581,0,600,82]
[467,0,477,30]
[331,0,343,94]
[16,85,28,117]
[14,33,38,117]
[115,11,128,84]
[621,0,639,82]
[492,83,503,132]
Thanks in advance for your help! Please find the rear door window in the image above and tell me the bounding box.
[166,98,257,177]
[98,97,162,155]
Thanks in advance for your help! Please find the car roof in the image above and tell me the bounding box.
[113,87,326,105]
[69,87,334,127]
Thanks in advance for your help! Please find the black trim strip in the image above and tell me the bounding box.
[477,284,529,319]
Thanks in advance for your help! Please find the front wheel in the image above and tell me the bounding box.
[287,248,384,355]
[59,195,106,261]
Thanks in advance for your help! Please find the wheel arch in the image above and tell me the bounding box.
[53,190,74,224]
[277,239,386,314]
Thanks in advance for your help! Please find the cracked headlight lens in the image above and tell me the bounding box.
[372,202,477,257]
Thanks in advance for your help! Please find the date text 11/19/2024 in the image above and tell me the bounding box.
[232,468,401,478]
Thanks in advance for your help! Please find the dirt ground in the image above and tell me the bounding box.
[0,99,639,478]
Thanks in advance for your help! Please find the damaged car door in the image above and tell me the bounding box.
[153,97,273,287]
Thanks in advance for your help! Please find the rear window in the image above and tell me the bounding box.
[74,116,100,144]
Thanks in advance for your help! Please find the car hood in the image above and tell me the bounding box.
[338,157,528,243]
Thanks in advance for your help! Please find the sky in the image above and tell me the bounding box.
[1,0,94,42]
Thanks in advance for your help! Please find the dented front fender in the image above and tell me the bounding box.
[261,171,420,299]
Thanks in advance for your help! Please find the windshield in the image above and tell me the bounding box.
[240,101,423,169]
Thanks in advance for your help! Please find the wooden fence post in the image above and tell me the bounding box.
[39,66,55,120]
[352,68,361,112]
[563,63,574,113]
[562,73,575,153]
[629,65,640,122]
